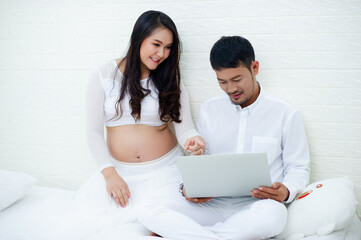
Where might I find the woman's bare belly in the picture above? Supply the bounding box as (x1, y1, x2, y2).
(106, 123, 178, 163)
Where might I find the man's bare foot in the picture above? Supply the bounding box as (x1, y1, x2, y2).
(149, 232, 162, 237)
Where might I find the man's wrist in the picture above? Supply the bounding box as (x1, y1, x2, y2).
(281, 186, 290, 203)
(284, 188, 290, 201)
(179, 182, 185, 197)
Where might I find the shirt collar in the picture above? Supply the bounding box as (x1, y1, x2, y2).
(234, 81, 264, 116)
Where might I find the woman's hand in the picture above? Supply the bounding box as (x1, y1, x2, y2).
(102, 167, 130, 207)
(184, 135, 205, 155)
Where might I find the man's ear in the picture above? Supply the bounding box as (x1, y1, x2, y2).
(251, 61, 259, 76)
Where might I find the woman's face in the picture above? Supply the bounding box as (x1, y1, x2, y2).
(139, 27, 173, 77)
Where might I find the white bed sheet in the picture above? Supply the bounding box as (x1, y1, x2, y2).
(0, 186, 360, 240)
(0, 186, 75, 239)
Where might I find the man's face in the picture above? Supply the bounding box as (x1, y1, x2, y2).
(215, 61, 260, 108)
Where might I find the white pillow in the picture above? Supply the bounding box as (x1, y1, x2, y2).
(0, 169, 37, 211)
(277, 177, 358, 240)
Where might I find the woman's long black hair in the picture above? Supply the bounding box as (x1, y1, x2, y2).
(114, 10, 182, 123)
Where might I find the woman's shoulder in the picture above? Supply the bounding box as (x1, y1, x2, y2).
(95, 59, 121, 80)
(89, 59, 123, 92)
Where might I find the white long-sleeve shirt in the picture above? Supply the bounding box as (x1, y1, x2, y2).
(85, 60, 198, 171)
(196, 84, 310, 203)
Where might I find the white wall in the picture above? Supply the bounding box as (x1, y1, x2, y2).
(0, 0, 360, 215)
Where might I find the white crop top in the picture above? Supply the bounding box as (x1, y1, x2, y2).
(103, 61, 164, 127)
(85, 60, 199, 171)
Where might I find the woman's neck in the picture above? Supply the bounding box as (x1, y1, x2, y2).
(117, 58, 150, 80)
(140, 62, 150, 79)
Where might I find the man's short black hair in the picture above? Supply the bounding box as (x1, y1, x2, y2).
(210, 36, 255, 72)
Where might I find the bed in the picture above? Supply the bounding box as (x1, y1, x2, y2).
(0, 185, 360, 240)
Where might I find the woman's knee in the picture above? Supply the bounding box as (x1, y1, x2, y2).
(137, 203, 164, 225)
(137, 198, 177, 223)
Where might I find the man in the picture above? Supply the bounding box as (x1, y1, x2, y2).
(139, 36, 310, 240)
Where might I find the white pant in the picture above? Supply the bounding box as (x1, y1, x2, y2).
(139, 194, 287, 240)
(52, 145, 185, 240)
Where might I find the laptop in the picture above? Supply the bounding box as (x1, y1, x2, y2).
(176, 153, 272, 198)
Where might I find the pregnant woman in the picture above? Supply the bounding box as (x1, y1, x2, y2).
(60, 10, 205, 239)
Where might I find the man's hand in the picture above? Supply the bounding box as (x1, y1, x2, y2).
(102, 167, 131, 207)
(184, 136, 205, 155)
(182, 185, 213, 204)
(250, 182, 289, 202)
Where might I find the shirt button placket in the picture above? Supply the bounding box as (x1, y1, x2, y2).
(236, 109, 247, 153)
